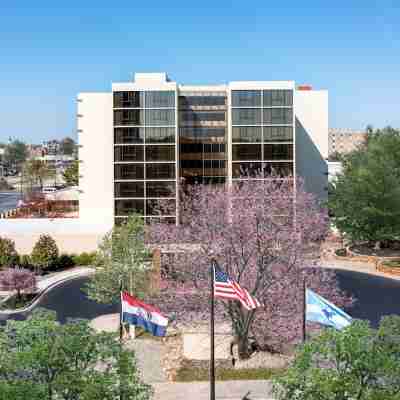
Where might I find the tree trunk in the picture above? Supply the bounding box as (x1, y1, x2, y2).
(237, 335, 251, 360)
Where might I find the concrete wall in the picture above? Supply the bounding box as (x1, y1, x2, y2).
(78, 92, 114, 231)
(295, 90, 328, 201)
(0, 219, 110, 254)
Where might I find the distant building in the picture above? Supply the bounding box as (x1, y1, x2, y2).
(329, 128, 367, 157)
(28, 144, 45, 159)
(43, 140, 60, 156)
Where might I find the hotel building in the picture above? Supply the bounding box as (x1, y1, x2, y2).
(78, 73, 328, 229)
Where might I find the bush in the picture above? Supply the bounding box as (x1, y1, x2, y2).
(31, 235, 59, 273)
(19, 254, 33, 269)
(72, 252, 97, 266)
(0, 236, 19, 269)
(57, 254, 76, 269)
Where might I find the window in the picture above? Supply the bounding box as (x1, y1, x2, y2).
(145, 91, 175, 108)
(146, 181, 176, 197)
(146, 199, 176, 215)
(263, 108, 292, 124)
(263, 90, 293, 107)
(264, 144, 293, 160)
(203, 143, 225, 156)
(232, 127, 262, 143)
(204, 160, 226, 176)
(146, 145, 175, 161)
(263, 126, 293, 141)
(180, 111, 226, 123)
(179, 96, 226, 107)
(114, 128, 144, 144)
(113, 91, 143, 108)
(263, 162, 293, 177)
(146, 127, 175, 143)
(232, 144, 262, 161)
(114, 110, 144, 126)
(232, 162, 262, 178)
(179, 127, 225, 140)
(146, 163, 175, 179)
(145, 109, 175, 126)
(232, 91, 261, 107)
(115, 182, 144, 197)
(115, 164, 144, 180)
(114, 146, 144, 162)
(232, 109, 261, 125)
(115, 199, 144, 215)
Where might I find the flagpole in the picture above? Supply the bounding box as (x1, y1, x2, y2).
(210, 259, 216, 400)
(302, 277, 306, 343)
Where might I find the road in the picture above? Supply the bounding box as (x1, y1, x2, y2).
(1, 270, 399, 327)
(0, 191, 21, 213)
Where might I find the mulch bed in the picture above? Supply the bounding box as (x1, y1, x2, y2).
(350, 243, 400, 258)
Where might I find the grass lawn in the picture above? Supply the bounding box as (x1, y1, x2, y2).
(174, 366, 285, 382)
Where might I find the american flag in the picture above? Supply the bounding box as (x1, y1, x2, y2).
(213, 262, 261, 310)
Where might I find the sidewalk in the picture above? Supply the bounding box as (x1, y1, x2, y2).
(153, 380, 274, 400)
(320, 259, 400, 281)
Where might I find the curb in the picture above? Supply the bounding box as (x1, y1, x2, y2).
(0, 269, 94, 315)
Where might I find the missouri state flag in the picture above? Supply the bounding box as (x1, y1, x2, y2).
(121, 292, 168, 337)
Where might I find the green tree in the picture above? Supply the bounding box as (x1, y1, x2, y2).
(273, 317, 400, 400)
(329, 127, 400, 248)
(62, 160, 79, 186)
(31, 234, 59, 273)
(59, 137, 76, 156)
(85, 215, 151, 304)
(23, 160, 55, 190)
(0, 237, 18, 269)
(0, 309, 153, 400)
(4, 140, 28, 170)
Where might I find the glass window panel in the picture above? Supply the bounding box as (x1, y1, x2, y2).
(114, 128, 144, 144)
(145, 145, 175, 161)
(232, 109, 261, 125)
(232, 91, 261, 107)
(179, 127, 225, 140)
(146, 199, 176, 216)
(263, 162, 293, 177)
(113, 91, 143, 108)
(232, 162, 262, 178)
(180, 111, 226, 123)
(263, 90, 293, 107)
(263, 127, 293, 141)
(179, 96, 226, 107)
(145, 109, 175, 126)
(146, 127, 175, 143)
(145, 91, 175, 108)
(114, 164, 144, 180)
(114, 146, 144, 162)
(146, 163, 175, 179)
(146, 181, 176, 197)
(232, 127, 262, 143)
(232, 144, 262, 161)
(264, 144, 293, 160)
(115, 199, 144, 215)
(115, 182, 144, 197)
(263, 108, 293, 124)
(114, 110, 144, 126)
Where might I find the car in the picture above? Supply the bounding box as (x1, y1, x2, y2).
(42, 187, 58, 194)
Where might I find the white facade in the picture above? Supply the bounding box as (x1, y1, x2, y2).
(295, 89, 329, 200)
(78, 92, 114, 231)
(78, 73, 329, 226)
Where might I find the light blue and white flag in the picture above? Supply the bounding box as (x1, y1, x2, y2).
(306, 289, 352, 330)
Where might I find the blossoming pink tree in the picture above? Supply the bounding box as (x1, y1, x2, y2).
(0, 267, 37, 301)
(148, 175, 353, 358)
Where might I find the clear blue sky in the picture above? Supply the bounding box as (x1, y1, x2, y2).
(0, 1, 399, 143)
